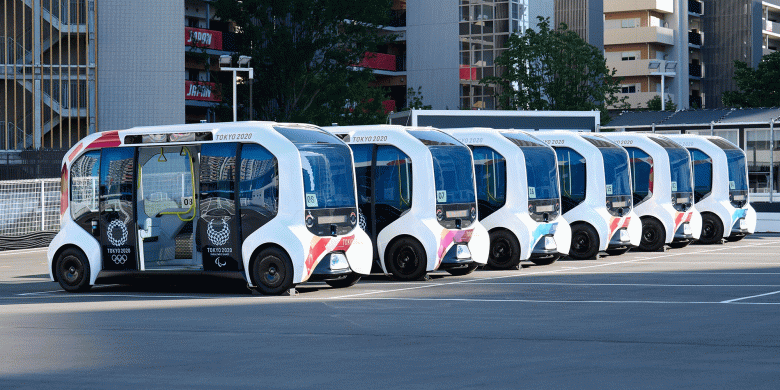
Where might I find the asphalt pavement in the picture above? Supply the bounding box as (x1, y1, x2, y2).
(1, 234, 779, 389)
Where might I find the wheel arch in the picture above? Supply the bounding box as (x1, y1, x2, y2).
(246, 243, 292, 287)
(50, 244, 86, 283)
(639, 215, 668, 241)
(383, 234, 428, 270)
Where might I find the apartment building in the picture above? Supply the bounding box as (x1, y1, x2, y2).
(554, 0, 604, 49)
(603, 0, 701, 110)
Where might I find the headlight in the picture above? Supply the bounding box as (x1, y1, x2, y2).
(305, 215, 314, 227)
(619, 229, 630, 242)
(470, 207, 477, 220)
(350, 212, 357, 225)
(436, 208, 443, 221)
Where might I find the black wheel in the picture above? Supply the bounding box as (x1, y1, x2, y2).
(726, 234, 747, 242)
(531, 255, 560, 266)
(638, 218, 666, 252)
(669, 240, 692, 249)
(55, 248, 92, 292)
(698, 213, 724, 245)
(385, 238, 428, 281)
(324, 273, 362, 288)
(605, 247, 631, 256)
(487, 230, 521, 270)
(446, 263, 479, 276)
(569, 224, 600, 260)
(251, 248, 294, 295)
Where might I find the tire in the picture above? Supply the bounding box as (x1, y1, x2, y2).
(727, 234, 747, 242)
(669, 240, 692, 249)
(324, 273, 362, 288)
(385, 238, 428, 281)
(251, 248, 294, 295)
(698, 213, 724, 245)
(446, 263, 479, 276)
(55, 248, 92, 292)
(531, 255, 560, 266)
(568, 224, 600, 260)
(638, 218, 666, 252)
(487, 230, 521, 270)
(605, 247, 631, 256)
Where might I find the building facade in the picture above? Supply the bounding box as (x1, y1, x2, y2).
(554, 0, 604, 49)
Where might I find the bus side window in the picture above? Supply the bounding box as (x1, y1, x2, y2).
(239, 143, 278, 241)
(349, 144, 374, 236)
(374, 145, 412, 234)
(689, 148, 712, 202)
(471, 146, 506, 219)
(555, 147, 587, 214)
(625, 147, 653, 206)
(70, 150, 101, 233)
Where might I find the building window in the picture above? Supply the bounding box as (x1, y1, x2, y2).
(621, 51, 640, 61)
(621, 85, 637, 93)
(621, 18, 640, 28)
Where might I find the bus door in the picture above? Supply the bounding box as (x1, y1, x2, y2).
(198, 143, 241, 271)
(100, 147, 138, 271)
(137, 146, 197, 269)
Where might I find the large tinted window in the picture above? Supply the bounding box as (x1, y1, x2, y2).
(71, 150, 100, 221)
(299, 144, 356, 209)
(472, 146, 506, 219)
(375, 145, 412, 210)
(349, 144, 375, 237)
(599, 148, 632, 196)
(725, 150, 748, 192)
(199, 143, 237, 218)
(555, 147, 586, 214)
(689, 148, 712, 202)
(625, 147, 652, 205)
(430, 145, 476, 204)
(667, 147, 693, 194)
(239, 144, 278, 239)
(522, 147, 559, 200)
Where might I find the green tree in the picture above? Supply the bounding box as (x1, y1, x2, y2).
(481, 17, 625, 124)
(645, 95, 677, 111)
(401, 86, 432, 111)
(722, 51, 780, 108)
(212, 0, 394, 125)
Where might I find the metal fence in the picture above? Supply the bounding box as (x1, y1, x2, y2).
(0, 178, 60, 250)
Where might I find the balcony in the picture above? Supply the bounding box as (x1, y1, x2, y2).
(611, 92, 674, 109)
(689, 31, 702, 46)
(604, 0, 673, 14)
(688, 0, 703, 15)
(357, 52, 397, 72)
(612, 59, 679, 77)
(605, 26, 675, 46)
(765, 18, 780, 35)
(689, 63, 702, 78)
(185, 27, 223, 51)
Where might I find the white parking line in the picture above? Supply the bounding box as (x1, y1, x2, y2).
(721, 290, 780, 303)
(463, 282, 780, 287)
(330, 240, 780, 300)
(0, 248, 48, 256)
(342, 297, 780, 305)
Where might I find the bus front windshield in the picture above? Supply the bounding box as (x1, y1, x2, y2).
(522, 147, 560, 201)
(725, 150, 748, 192)
(599, 148, 632, 197)
(667, 147, 693, 195)
(429, 146, 476, 205)
(298, 144, 357, 209)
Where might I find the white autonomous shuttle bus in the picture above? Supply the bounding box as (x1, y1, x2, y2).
(532, 131, 642, 259)
(48, 122, 373, 294)
(666, 134, 756, 244)
(601, 133, 702, 250)
(327, 125, 490, 280)
(444, 128, 572, 268)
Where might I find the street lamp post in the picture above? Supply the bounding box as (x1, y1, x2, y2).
(219, 55, 253, 122)
(648, 60, 677, 111)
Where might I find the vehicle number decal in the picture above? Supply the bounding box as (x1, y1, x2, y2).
(436, 190, 447, 203)
(671, 181, 677, 191)
(306, 193, 319, 207)
(606, 184, 613, 195)
(528, 187, 536, 199)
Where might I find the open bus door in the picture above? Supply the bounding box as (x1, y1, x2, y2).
(99, 147, 139, 271)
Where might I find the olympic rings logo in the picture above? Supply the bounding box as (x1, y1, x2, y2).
(111, 254, 128, 264)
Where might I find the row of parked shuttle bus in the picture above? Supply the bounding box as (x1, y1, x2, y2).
(48, 122, 756, 295)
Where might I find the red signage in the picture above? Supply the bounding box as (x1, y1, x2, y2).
(185, 27, 223, 50)
(185, 81, 220, 102)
